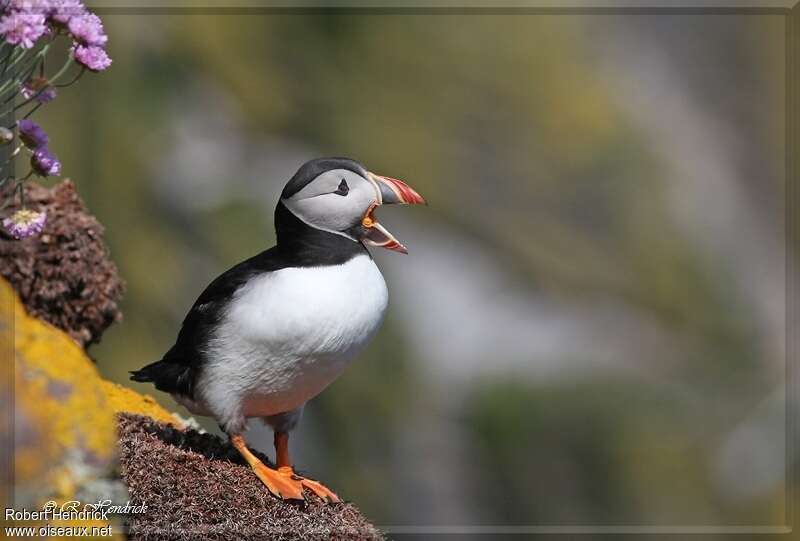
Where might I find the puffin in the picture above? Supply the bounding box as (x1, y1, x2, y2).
(131, 157, 425, 503)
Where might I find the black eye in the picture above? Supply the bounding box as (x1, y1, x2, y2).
(334, 179, 349, 196)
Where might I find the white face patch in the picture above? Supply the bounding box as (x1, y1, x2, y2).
(281, 169, 378, 236)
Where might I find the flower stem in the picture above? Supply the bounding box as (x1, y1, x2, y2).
(0, 58, 41, 104)
(0, 45, 15, 77)
(54, 66, 86, 88)
(4, 55, 73, 116)
(0, 144, 23, 175)
(16, 179, 24, 208)
(0, 191, 14, 211)
(0, 47, 30, 87)
(21, 100, 43, 119)
(0, 43, 51, 102)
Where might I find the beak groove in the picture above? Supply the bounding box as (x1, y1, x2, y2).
(373, 174, 427, 206)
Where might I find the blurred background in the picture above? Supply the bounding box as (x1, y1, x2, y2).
(35, 9, 787, 528)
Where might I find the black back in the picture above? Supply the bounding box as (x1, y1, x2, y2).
(130, 200, 367, 397)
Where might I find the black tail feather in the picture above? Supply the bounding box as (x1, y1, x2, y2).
(129, 363, 156, 382)
(130, 360, 194, 397)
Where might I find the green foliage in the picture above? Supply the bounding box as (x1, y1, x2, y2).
(463, 379, 771, 525)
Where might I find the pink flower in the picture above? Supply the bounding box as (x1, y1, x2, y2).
(6, 0, 53, 16)
(0, 11, 47, 48)
(67, 11, 106, 46)
(72, 43, 111, 71)
(49, 0, 85, 25)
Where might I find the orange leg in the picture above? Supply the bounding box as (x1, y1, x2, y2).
(230, 434, 304, 501)
(274, 431, 341, 503)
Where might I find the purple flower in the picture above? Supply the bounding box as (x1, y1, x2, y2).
(0, 11, 47, 48)
(48, 0, 84, 25)
(21, 76, 57, 103)
(31, 146, 60, 176)
(2, 209, 47, 239)
(6, 0, 53, 16)
(67, 10, 106, 46)
(72, 44, 110, 71)
(17, 119, 48, 148)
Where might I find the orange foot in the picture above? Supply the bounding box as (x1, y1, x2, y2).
(231, 433, 340, 503)
(278, 466, 341, 503)
(231, 434, 304, 501)
(252, 462, 304, 501)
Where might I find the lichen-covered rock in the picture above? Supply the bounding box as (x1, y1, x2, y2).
(101, 380, 183, 428)
(5, 279, 122, 536)
(0, 180, 125, 348)
(4, 276, 177, 539)
(5, 276, 116, 506)
(3, 275, 181, 507)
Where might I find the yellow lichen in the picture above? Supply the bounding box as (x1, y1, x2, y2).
(3, 278, 114, 499)
(2, 276, 184, 538)
(101, 380, 183, 428)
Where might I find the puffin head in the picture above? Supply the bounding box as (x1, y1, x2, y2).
(280, 157, 426, 254)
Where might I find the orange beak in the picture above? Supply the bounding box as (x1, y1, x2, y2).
(363, 172, 426, 254)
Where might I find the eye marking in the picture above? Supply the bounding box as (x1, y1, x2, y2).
(334, 179, 349, 196)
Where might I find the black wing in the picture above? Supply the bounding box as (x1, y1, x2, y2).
(130, 247, 283, 397)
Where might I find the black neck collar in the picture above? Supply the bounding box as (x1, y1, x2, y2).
(274, 201, 368, 266)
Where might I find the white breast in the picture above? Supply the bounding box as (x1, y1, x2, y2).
(198, 254, 388, 418)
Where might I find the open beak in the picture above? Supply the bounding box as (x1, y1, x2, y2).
(363, 172, 426, 254)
